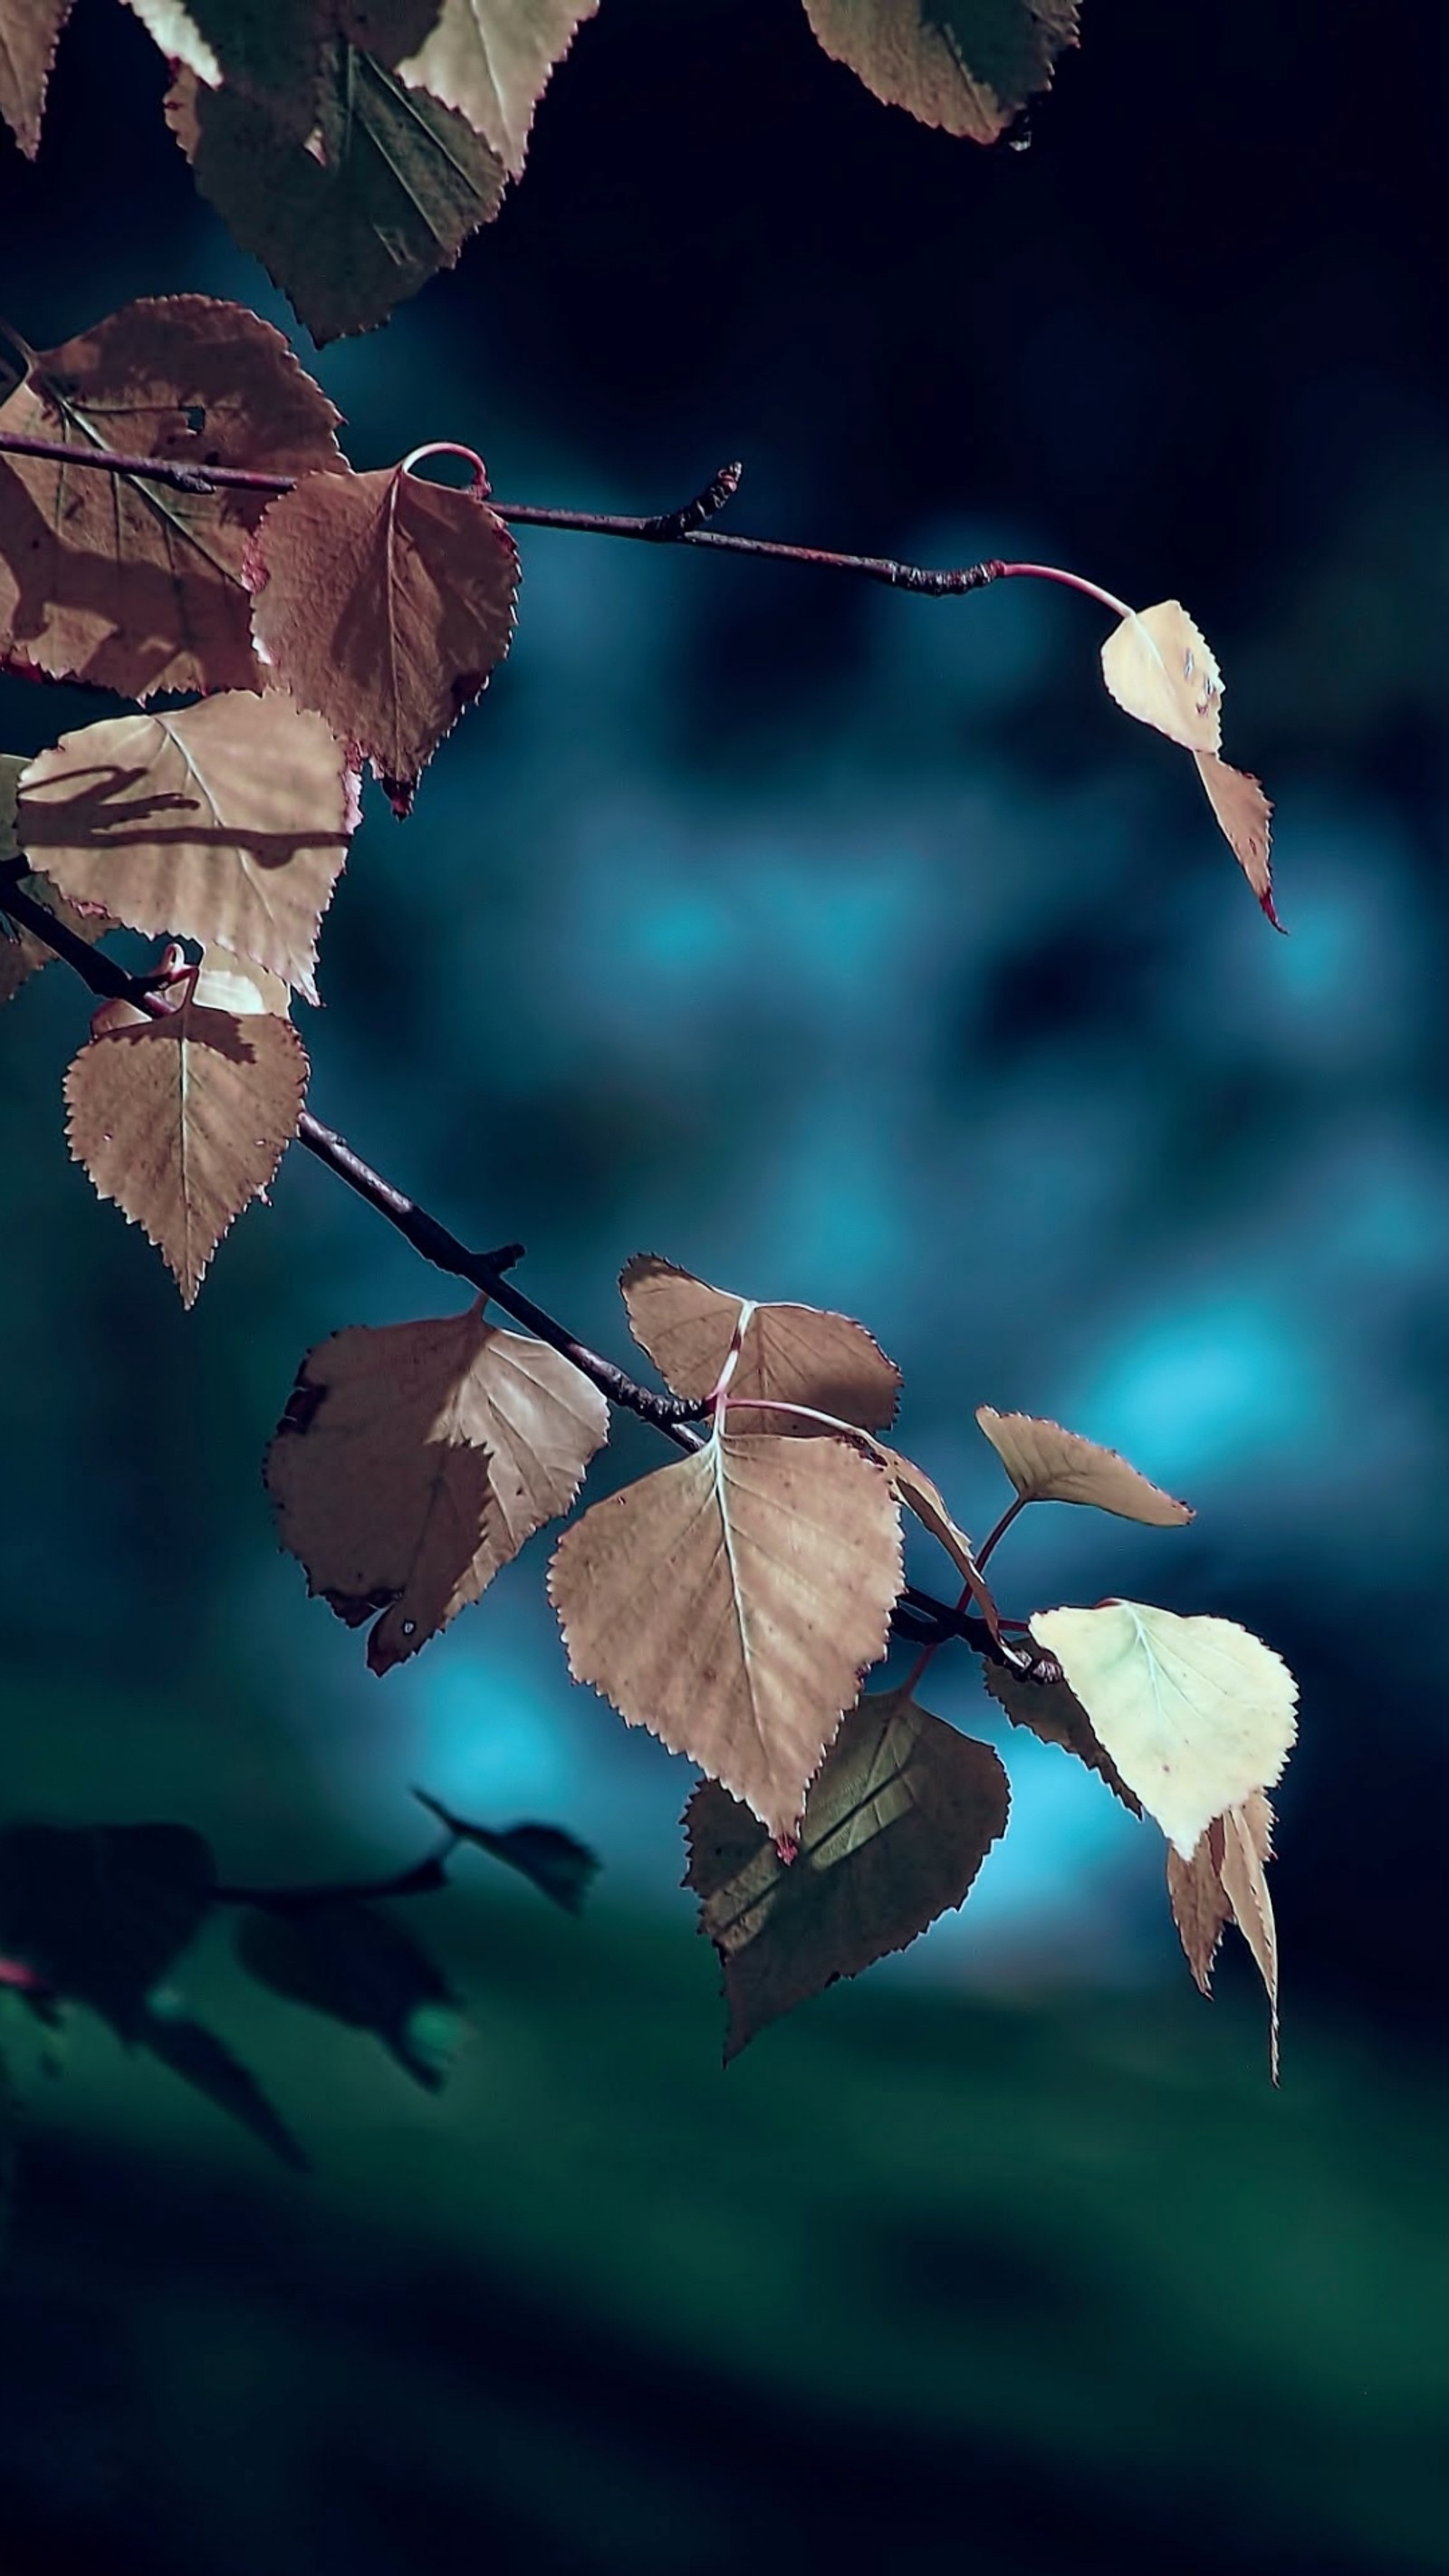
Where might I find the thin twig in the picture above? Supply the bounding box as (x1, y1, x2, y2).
(0, 429, 1010, 596)
(212, 1841, 455, 1912)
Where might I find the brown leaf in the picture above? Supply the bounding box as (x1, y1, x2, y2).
(0, 0, 72, 156)
(874, 1444, 1001, 1639)
(983, 1632, 1142, 1815)
(685, 1683, 1009, 2058)
(266, 1307, 609, 1672)
(166, 47, 507, 345)
(975, 1405, 1192, 1525)
(19, 691, 357, 1001)
(247, 463, 520, 813)
(0, 297, 344, 697)
(1099, 601, 1223, 755)
(619, 1254, 901, 1433)
(549, 1427, 903, 1841)
(1167, 1792, 1280, 2077)
(1194, 752, 1279, 927)
(801, 0, 1078, 145)
(350, 0, 598, 178)
(64, 998, 307, 1303)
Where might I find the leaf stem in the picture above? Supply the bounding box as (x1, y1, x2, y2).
(212, 1840, 456, 1912)
(976, 1495, 1028, 1570)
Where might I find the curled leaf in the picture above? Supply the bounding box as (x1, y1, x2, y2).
(64, 999, 308, 1305)
(801, 0, 1078, 144)
(247, 461, 520, 814)
(1028, 1602, 1298, 1860)
(18, 692, 356, 1001)
(0, 296, 344, 696)
(686, 1684, 1009, 2058)
(1166, 1791, 1280, 2078)
(1194, 753, 1278, 926)
(620, 1254, 900, 1432)
(266, 1307, 609, 1671)
(550, 1427, 903, 1841)
(975, 1406, 1192, 1526)
(871, 1443, 1001, 1639)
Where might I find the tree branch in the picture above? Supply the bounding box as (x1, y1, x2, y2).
(212, 1843, 454, 1912)
(0, 431, 1009, 596)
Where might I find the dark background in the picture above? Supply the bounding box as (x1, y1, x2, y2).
(1, 1, 1447, 2568)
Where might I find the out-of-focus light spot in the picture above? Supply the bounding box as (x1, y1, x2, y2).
(1080, 1296, 1325, 1479)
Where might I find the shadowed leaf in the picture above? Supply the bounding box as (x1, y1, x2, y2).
(247, 463, 519, 813)
(64, 998, 308, 1305)
(0, 752, 111, 1004)
(1030, 1602, 1298, 1860)
(139, 2004, 310, 2170)
(550, 1426, 903, 1841)
(0, 1824, 215, 2038)
(975, 1406, 1192, 1525)
(801, 0, 1077, 143)
(620, 1254, 900, 1433)
(1167, 1791, 1280, 2077)
(166, 46, 507, 343)
(0, 0, 72, 156)
(982, 1631, 1141, 1813)
(0, 296, 343, 696)
(235, 1902, 463, 2090)
(414, 1789, 599, 1913)
(266, 1307, 609, 1671)
(19, 692, 356, 1001)
(349, 0, 597, 178)
(685, 1685, 1009, 2058)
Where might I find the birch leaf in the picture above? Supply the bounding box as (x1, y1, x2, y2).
(873, 1444, 1001, 1638)
(982, 1634, 1141, 1814)
(235, 1902, 463, 2091)
(246, 463, 520, 814)
(19, 692, 356, 1001)
(0, 752, 111, 1003)
(1100, 601, 1223, 753)
(1167, 1791, 1280, 2077)
(64, 999, 307, 1304)
(166, 47, 507, 344)
(350, 0, 599, 178)
(1028, 1602, 1298, 1860)
(549, 1427, 903, 1841)
(801, 0, 1078, 144)
(0, 0, 72, 157)
(685, 1684, 1008, 2059)
(1195, 752, 1279, 926)
(413, 1789, 599, 1914)
(620, 1254, 901, 1433)
(0, 1822, 214, 2038)
(0, 297, 344, 697)
(975, 1406, 1193, 1526)
(266, 1308, 609, 1672)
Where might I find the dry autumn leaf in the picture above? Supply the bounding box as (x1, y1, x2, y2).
(1166, 1790, 1280, 2076)
(975, 1405, 1193, 1526)
(64, 998, 307, 1304)
(549, 1426, 903, 1841)
(0, 297, 344, 697)
(619, 1254, 901, 1433)
(1099, 598, 1280, 925)
(1028, 1601, 1298, 1860)
(0, 0, 72, 157)
(801, 0, 1077, 143)
(869, 1443, 1001, 1639)
(685, 1684, 1009, 2059)
(350, 0, 599, 178)
(246, 461, 520, 814)
(18, 692, 357, 1002)
(982, 1633, 1142, 1814)
(266, 1306, 609, 1672)
(166, 47, 507, 344)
